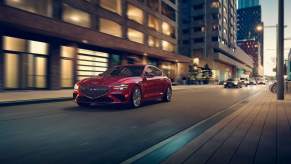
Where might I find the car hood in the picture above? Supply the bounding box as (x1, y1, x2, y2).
(79, 76, 139, 86)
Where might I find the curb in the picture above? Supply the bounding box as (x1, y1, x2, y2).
(0, 97, 73, 107)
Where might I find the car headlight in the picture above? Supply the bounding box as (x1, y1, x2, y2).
(74, 84, 79, 90)
(234, 82, 238, 85)
(223, 82, 227, 85)
(113, 84, 128, 90)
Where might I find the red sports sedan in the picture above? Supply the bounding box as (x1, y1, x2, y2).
(73, 64, 172, 108)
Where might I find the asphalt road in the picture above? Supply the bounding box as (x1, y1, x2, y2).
(0, 86, 263, 164)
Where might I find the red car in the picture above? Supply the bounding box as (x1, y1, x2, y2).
(73, 64, 172, 108)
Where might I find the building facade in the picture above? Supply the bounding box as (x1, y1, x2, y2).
(178, 0, 254, 82)
(238, 0, 259, 9)
(237, 40, 263, 76)
(0, 0, 191, 91)
(237, 5, 264, 76)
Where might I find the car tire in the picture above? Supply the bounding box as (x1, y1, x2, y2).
(162, 87, 172, 102)
(130, 87, 142, 108)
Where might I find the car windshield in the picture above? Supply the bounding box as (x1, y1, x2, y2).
(102, 66, 145, 77)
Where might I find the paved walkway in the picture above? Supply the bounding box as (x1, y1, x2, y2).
(164, 88, 291, 164)
(0, 85, 220, 104)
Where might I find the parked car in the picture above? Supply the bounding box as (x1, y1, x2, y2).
(240, 78, 250, 86)
(73, 64, 172, 108)
(249, 78, 257, 85)
(257, 78, 266, 85)
(224, 78, 243, 88)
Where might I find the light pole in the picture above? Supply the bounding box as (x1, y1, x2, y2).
(277, 0, 284, 100)
(256, 1, 286, 100)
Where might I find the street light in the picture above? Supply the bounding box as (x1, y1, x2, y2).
(255, 0, 286, 100)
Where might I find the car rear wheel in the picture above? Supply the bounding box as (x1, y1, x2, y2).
(131, 87, 142, 108)
(163, 87, 172, 102)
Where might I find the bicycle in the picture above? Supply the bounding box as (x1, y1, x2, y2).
(269, 82, 278, 93)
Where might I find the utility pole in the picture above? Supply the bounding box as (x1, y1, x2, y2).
(277, 0, 284, 100)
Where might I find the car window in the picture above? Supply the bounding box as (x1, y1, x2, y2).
(103, 66, 144, 77)
(151, 66, 163, 76)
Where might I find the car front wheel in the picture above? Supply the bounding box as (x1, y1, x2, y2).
(163, 87, 172, 102)
(131, 87, 142, 108)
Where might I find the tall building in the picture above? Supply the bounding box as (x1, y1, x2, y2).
(0, 0, 190, 91)
(237, 5, 264, 76)
(237, 40, 263, 76)
(178, 0, 254, 81)
(238, 0, 259, 9)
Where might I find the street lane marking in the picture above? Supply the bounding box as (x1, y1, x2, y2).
(121, 89, 263, 164)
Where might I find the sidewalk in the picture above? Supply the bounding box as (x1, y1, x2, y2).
(163, 89, 291, 164)
(0, 85, 219, 106)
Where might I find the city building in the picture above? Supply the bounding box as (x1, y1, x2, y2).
(178, 0, 254, 82)
(238, 0, 259, 9)
(0, 0, 191, 91)
(237, 39, 263, 76)
(237, 5, 264, 76)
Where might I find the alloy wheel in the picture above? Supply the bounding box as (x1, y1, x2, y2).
(132, 88, 142, 107)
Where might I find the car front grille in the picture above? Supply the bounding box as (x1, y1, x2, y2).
(80, 85, 109, 99)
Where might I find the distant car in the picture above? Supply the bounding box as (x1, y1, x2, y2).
(240, 78, 250, 86)
(257, 79, 266, 85)
(249, 78, 257, 85)
(73, 64, 172, 108)
(224, 78, 243, 88)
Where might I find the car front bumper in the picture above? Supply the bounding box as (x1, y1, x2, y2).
(73, 90, 132, 105)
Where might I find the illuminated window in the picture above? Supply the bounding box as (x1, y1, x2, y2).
(5, 0, 52, 17)
(77, 49, 109, 80)
(127, 28, 144, 44)
(4, 53, 19, 88)
(148, 35, 160, 48)
(62, 4, 91, 28)
(99, 18, 122, 37)
(162, 22, 176, 38)
(148, 15, 160, 31)
(100, 0, 122, 15)
(127, 4, 144, 24)
(35, 57, 47, 88)
(28, 40, 48, 55)
(61, 46, 75, 88)
(3, 36, 26, 52)
(61, 46, 75, 58)
(162, 40, 175, 52)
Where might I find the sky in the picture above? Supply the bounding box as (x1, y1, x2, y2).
(261, 0, 291, 76)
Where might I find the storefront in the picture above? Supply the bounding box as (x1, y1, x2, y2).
(2, 36, 48, 89)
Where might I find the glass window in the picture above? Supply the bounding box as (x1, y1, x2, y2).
(3, 36, 26, 52)
(61, 59, 73, 88)
(61, 46, 75, 58)
(77, 48, 109, 80)
(147, 0, 159, 12)
(35, 57, 47, 88)
(4, 53, 19, 88)
(161, 2, 176, 21)
(99, 18, 122, 37)
(5, 0, 52, 17)
(62, 4, 91, 28)
(148, 35, 160, 48)
(148, 15, 160, 31)
(162, 22, 176, 38)
(127, 28, 144, 44)
(162, 40, 175, 52)
(28, 40, 48, 55)
(127, 4, 144, 24)
(100, 0, 122, 15)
